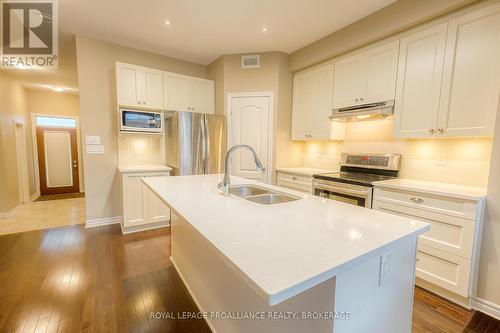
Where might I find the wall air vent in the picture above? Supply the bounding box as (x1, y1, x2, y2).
(241, 55, 261, 69)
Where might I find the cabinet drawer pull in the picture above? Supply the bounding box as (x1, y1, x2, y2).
(410, 197, 424, 204)
(292, 176, 298, 180)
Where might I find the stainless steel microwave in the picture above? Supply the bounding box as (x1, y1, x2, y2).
(120, 109, 163, 133)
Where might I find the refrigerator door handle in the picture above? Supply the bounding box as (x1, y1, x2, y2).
(201, 115, 209, 174)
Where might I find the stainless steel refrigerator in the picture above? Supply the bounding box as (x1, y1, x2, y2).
(165, 112, 227, 175)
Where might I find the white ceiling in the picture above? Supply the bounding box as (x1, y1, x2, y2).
(60, 0, 396, 65)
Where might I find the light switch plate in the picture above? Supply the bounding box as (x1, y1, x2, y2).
(86, 144, 104, 154)
(85, 135, 101, 145)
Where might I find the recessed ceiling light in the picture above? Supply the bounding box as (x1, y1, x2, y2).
(164, 20, 171, 25)
(261, 26, 268, 33)
(50, 86, 65, 92)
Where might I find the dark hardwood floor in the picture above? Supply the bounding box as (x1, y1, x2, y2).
(0, 224, 479, 332)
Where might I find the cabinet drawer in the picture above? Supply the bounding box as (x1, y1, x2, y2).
(416, 244, 471, 297)
(373, 200, 474, 259)
(277, 172, 313, 193)
(148, 171, 170, 177)
(373, 187, 477, 220)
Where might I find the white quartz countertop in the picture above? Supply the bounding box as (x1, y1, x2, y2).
(117, 165, 172, 173)
(373, 178, 487, 201)
(276, 167, 338, 176)
(143, 174, 429, 306)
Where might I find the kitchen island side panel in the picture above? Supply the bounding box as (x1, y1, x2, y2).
(170, 212, 336, 333)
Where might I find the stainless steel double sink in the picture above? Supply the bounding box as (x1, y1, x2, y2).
(230, 185, 300, 205)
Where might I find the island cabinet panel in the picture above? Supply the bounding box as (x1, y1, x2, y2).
(373, 185, 485, 307)
(333, 239, 417, 333)
(121, 171, 170, 232)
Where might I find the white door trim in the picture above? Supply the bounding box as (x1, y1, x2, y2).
(226, 91, 274, 184)
(31, 113, 84, 197)
(13, 119, 30, 204)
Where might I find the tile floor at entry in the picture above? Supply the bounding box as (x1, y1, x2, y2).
(0, 198, 85, 236)
(0, 222, 483, 333)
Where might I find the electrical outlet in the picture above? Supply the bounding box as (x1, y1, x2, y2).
(378, 253, 391, 286)
(435, 153, 447, 166)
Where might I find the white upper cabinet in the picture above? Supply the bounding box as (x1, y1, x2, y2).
(163, 72, 192, 112)
(116, 62, 163, 110)
(437, 4, 500, 137)
(332, 40, 399, 109)
(393, 23, 448, 138)
(192, 78, 215, 114)
(394, 4, 500, 138)
(292, 64, 345, 141)
(164, 72, 215, 114)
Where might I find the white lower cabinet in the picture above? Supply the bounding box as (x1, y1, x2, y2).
(276, 171, 313, 194)
(373, 186, 485, 306)
(122, 171, 170, 231)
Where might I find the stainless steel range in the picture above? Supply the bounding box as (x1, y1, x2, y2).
(313, 153, 401, 208)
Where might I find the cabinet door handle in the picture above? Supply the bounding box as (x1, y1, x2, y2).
(438, 128, 445, 134)
(360, 97, 364, 101)
(410, 197, 424, 204)
(355, 98, 359, 102)
(428, 128, 435, 134)
(292, 176, 298, 180)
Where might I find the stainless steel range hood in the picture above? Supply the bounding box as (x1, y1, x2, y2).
(330, 100, 394, 122)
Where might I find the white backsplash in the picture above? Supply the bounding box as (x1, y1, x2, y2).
(302, 119, 493, 187)
(118, 135, 165, 166)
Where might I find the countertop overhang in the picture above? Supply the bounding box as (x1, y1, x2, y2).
(143, 174, 429, 305)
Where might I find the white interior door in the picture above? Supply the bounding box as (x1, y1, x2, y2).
(229, 94, 271, 183)
(14, 122, 30, 203)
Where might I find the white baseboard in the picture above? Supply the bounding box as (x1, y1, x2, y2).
(121, 221, 170, 234)
(85, 216, 122, 228)
(472, 297, 500, 320)
(30, 191, 40, 202)
(0, 204, 22, 219)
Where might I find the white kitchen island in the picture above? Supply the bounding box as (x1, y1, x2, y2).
(143, 174, 429, 333)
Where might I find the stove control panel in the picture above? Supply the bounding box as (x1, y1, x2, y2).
(341, 153, 401, 171)
(346, 155, 390, 167)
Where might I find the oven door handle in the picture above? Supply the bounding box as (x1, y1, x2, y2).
(314, 184, 370, 198)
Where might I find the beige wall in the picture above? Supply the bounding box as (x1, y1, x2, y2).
(24, 89, 82, 194)
(477, 102, 500, 306)
(208, 52, 303, 182)
(302, 120, 492, 187)
(75, 35, 208, 221)
(289, 0, 480, 71)
(0, 72, 29, 213)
